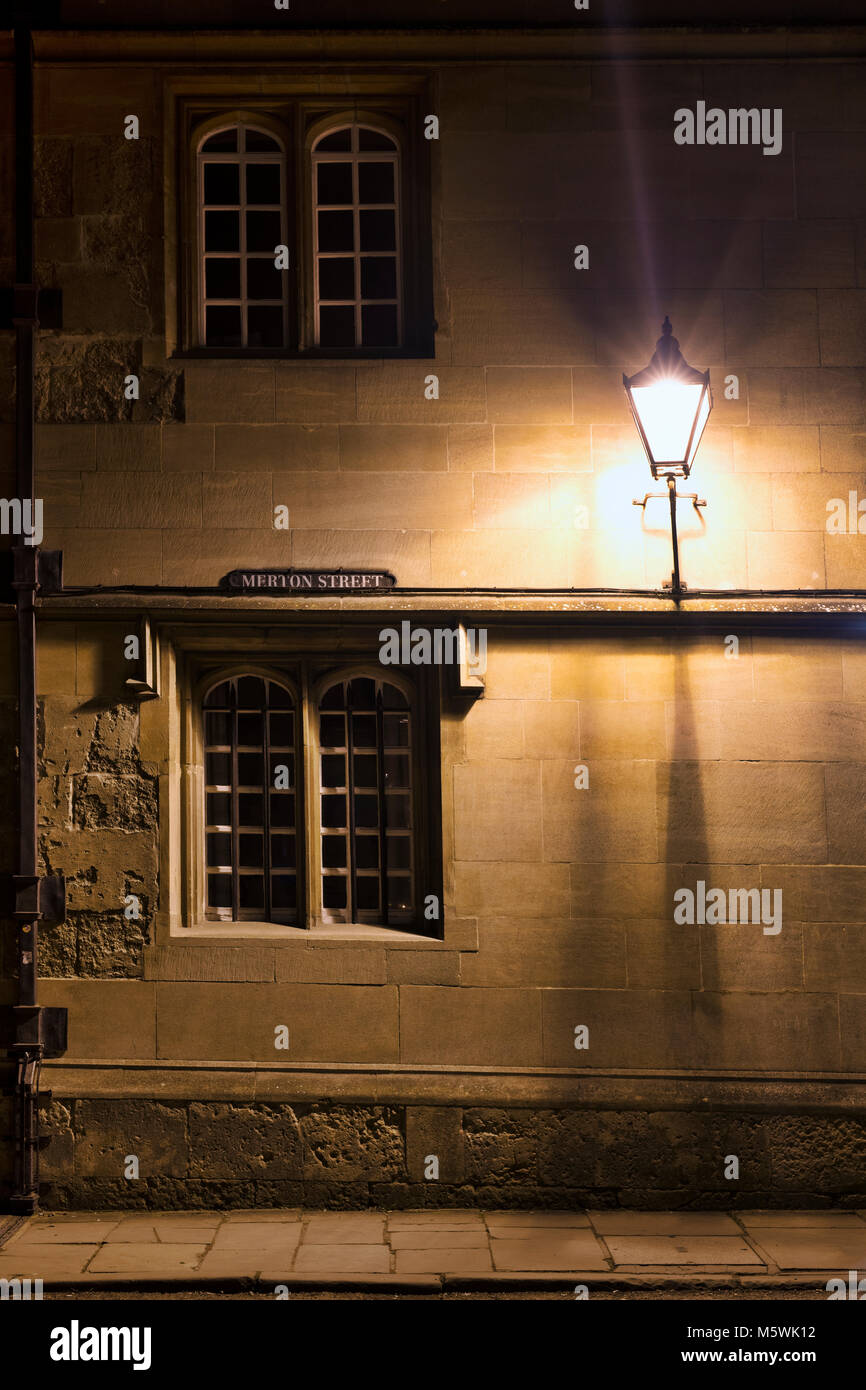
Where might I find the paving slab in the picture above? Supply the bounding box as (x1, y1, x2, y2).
(605, 1236, 764, 1267)
(303, 1215, 386, 1244)
(491, 1234, 608, 1272)
(293, 1244, 391, 1274)
(589, 1212, 741, 1236)
(13, 1220, 120, 1244)
(223, 1210, 303, 1222)
(738, 1211, 866, 1229)
(388, 1211, 485, 1227)
(389, 1228, 489, 1249)
(748, 1232, 866, 1271)
(0, 1248, 101, 1277)
(104, 1221, 220, 1244)
(87, 1243, 209, 1274)
(484, 1211, 590, 1228)
(211, 1223, 302, 1250)
(395, 1248, 493, 1273)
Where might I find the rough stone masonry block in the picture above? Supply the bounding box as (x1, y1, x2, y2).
(76, 1099, 187, 1179)
(188, 1103, 303, 1181)
(300, 1105, 404, 1183)
(406, 1107, 464, 1184)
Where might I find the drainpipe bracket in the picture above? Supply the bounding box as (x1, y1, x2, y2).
(9, 872, 66, 923)
(1, 1005, 67, 1059)
(0, 286, 62, 331)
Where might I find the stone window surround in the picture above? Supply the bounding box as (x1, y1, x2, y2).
(165, 73, 434, 361)
(157, 623, 452, 953)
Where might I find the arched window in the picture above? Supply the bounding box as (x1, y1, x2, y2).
(197, 123, 289, 348)
(318, 675, 414, 926)
(311, 124, 401, 349)
(203, 675, 298, 923)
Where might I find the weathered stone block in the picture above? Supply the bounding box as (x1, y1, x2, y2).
(189, 1103, 302, 1180)
(76, 1099, 187, 1179)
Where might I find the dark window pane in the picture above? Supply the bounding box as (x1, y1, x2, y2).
(362, 304, 399, 348)
(207, 873, 232, 908)
(320, 714, 345, 747)
(355, 835, 378, 870)
(206, 305, 242, 347)
(383, 713, 409, 747)
(238, 752, 264, 786)
(383, 682, 408, 708)
(359, 209, 395, 252)
(207, 832, 232, 867)
(270, 793, 295, 828)
(321, 793, 346, 829)
(319, 305, 355, 348)
(354, 794, 378, 828)
(352, 714, 377, 747)
(239, 876, 264, 910)
(246, 209, 282, 253)
(358, 162, 394, 204)
(384, 753, 409, 788)
(321, 835, 346, 868)
(247, 259, 283, 301)
(347, 677, 375, 706)
(353, 754, 378, 788)
(271, 834, 296, 869)
(358, 128, 397, 150)
(269, 712, 294, 745)
(318, 257, 355, 301)
(356, 876, 379, 910)
(387, 834, 411, 870)
(246, 163, 281, 204)
(320, 683, 344, 709)
(204, 681, 231, 707)
(205, 258, 241, 300)
(204, 162, 239, 205)
(202, 129, 238, 152)
(388, 876, 412, 910)
(321, 754, 346, 788)
(205, 711, 232, 745)
(206, 751, 231, 785)
(269, 753, 294, 787)
(323, 875, 347, 909)
(318, 210, 354, 253)
(205, 210, 239, 252)
(207, 792, 231, 825)
(238, 793, 263, 826)
(237, 676, 266, 705)
(245, 128, 281, 151)
(237, 712, 263, 746)
(272, 875, 296, 909)
(239, 834, 264, 868)
(269, 682, 293, 708)
(361, 257, 397, 301)
(317, 162, 353, 205)
(387, 793, 411, 828)
(316, 128, 351, 152)
(247, 306, 284, 348)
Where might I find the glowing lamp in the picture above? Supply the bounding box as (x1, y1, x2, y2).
(623, 317, 712, 480)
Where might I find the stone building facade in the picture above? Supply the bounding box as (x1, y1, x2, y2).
(2, 7, 866, 1210)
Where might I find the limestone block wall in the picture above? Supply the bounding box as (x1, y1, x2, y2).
(0, 619, 863, 1206)
(8, 45, 861, 590)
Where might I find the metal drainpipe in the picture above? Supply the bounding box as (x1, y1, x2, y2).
(9, 22, 43, 1215)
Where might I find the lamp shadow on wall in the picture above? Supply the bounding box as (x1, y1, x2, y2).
(661, 636, 714, 1075)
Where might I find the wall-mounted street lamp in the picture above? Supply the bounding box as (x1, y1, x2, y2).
(624, 317, 713, 597)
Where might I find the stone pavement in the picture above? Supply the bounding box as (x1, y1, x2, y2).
(1, 1208, 865, 1291)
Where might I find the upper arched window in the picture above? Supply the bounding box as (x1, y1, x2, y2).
(311, 125, 402, 350)
(203, 674, 298, 923)
(197, 123, 289, 348)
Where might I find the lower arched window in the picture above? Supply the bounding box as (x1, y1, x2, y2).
(203, 675, 298, 923)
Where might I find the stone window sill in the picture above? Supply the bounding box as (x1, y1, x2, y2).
(170, 920, 477, 950)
